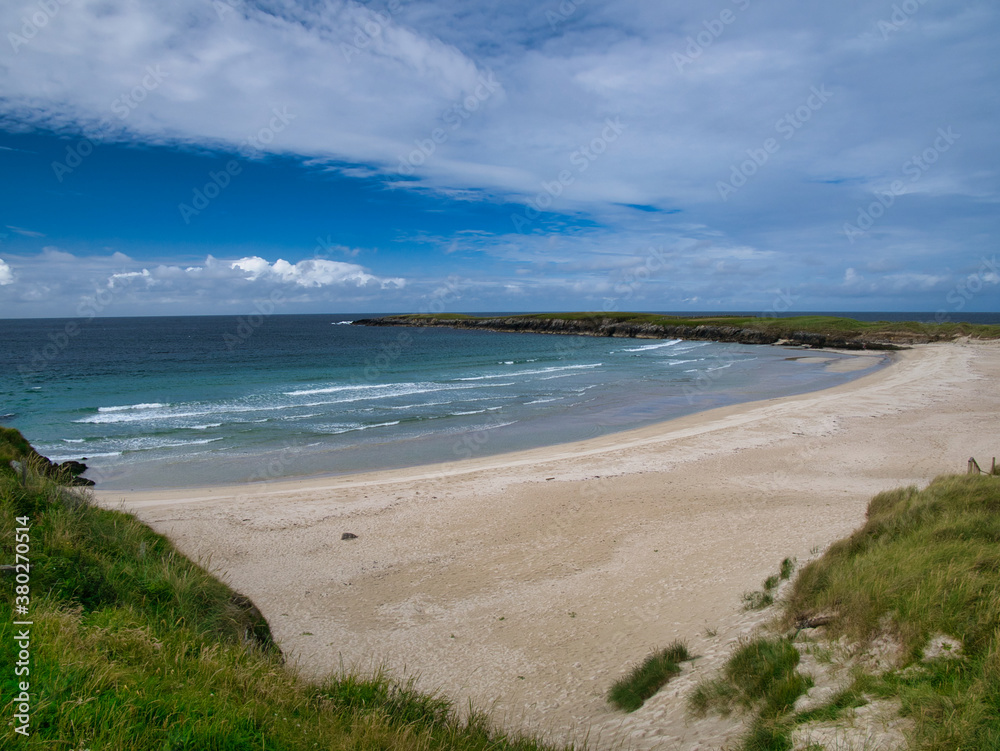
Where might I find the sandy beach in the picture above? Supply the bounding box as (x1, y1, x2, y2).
(96, 340, 1000, 749)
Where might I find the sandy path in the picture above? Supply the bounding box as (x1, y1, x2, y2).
(96, 341, 1000, 749)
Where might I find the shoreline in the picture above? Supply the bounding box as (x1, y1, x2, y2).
(95, 346, 887, 501)
(95, 340, 1000, 749)
(82, 342, 885, 494)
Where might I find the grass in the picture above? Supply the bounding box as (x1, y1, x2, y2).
(0, 430, 572, 751)
(364, 312, 1000, 345)
(607, 641, 691, 712)
(780, 474, 1000, 749)
(692, 477, 1000, 749)
(689, 634, 812, 751)
(690, 636, 810, 719)
(743, 557, 796, 611)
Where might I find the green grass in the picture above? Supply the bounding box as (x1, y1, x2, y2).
(689, 635, 811, 751)
(743, 557, 796, 611)
(607, 641, 691, 712)
(691, 476, 1000, 749)
(690, 636, 810, 718)
(366, 312, 1000, 345)
(780, 474, 1000, 749)
(0, 431, 572, 751)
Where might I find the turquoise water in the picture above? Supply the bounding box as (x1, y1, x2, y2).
(0, 315, 887, 489)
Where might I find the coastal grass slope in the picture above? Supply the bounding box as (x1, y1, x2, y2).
(782, 473, 1000, 749)
(355, 312, 1000, 350)
(0, 430, 569, 751)
(690, 473, 1000, 750)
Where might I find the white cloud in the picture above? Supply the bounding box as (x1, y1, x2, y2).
(0, 1, 996, 315)
(108, 269, 152, 288)
(5, 225, 44, 238)
(230, 257, 404, 289)
(2, 0, 990, 215)
(0, 250, 407, 316)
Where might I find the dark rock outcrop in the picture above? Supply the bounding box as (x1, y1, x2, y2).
(1, 426, 95, 486)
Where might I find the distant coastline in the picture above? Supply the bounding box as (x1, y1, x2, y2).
(354, 312, 1000, 350)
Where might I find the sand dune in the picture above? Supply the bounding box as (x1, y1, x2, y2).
(96, 341, 1000, 749)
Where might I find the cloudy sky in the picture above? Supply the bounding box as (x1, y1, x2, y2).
(0, 0, 997, 318)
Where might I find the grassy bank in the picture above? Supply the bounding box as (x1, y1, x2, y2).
(690, 473, 1000, 750)
(0, 431, 568, 750)
(783, 473, 1000, 749)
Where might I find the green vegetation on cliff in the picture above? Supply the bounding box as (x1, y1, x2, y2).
(0, 429, 567, 751)
(356, 312, 1000, 349)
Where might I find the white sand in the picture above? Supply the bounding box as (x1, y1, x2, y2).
(96, 340, 1000, 749)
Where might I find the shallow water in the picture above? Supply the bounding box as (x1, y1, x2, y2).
(0, 314, 888, 489)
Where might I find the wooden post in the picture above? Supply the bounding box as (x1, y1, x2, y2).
(969, 457, 982, 475)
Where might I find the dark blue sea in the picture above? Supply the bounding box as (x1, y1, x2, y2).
(1, 312, 987, 490)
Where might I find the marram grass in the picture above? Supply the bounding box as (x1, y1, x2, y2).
(692, 475, 1000, 751)
(607, 641, 690, 712)
(782, 474, 1000, 750)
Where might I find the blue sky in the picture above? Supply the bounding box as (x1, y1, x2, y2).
(0, 0, 997, 317)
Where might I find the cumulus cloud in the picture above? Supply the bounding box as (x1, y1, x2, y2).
(0, 251, 407, 316)
(230, 257, 404, 289)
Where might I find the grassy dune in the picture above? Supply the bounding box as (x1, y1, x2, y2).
(690, 473, 1000, 750)
(783, 474, 1000, 749)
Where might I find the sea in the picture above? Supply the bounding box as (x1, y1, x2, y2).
(0, 312, 995, 490)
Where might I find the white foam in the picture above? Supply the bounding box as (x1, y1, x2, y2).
(319, 420, 401, 435)
(622, 339, 683, 352)
(97, 402, 168, 413)
(455, 363, 602, 381)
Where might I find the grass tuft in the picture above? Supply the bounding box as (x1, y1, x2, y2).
(607, 641, 690, 712)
